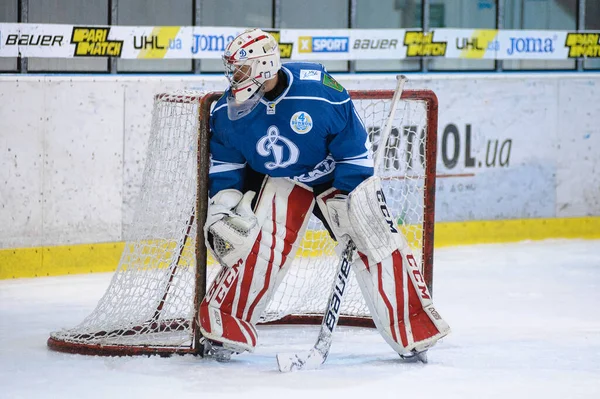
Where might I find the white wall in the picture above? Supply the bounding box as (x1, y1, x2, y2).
(0, 72, 598, 248)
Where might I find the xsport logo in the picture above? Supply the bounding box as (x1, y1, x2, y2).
(298, 36, 349, 53)
(71, 27, 122, 57)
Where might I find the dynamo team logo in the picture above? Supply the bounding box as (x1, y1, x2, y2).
(257, 125, 299, 170)
(290, 111, 313, 134)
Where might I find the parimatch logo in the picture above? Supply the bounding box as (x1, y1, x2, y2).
(265, 30, 293, 59)
(71, 27, 123, 57)
(565, 33, 600, 58)
(403, 31, 446, 57)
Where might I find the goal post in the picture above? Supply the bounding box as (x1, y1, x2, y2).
(47, 88, 438, 357)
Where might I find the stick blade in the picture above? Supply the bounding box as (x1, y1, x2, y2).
(276, 349, 325, 372)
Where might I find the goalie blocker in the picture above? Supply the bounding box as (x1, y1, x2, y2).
(318, 176, 450, 356)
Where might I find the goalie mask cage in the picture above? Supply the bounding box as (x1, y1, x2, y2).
(47, 88, 438, 357)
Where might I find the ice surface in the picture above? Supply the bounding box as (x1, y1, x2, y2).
(1, 239, 599, 399)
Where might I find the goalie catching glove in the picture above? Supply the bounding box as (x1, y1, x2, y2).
(317, 176, 450, 356)
(204, 189, 260, 268)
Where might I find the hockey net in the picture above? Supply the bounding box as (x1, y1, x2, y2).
(47, 88, 438, 356)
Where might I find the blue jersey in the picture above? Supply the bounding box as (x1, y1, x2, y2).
(208, 62, 373, 197)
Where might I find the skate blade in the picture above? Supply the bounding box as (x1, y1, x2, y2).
(399, 350, 428, 364)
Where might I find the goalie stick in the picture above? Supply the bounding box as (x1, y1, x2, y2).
(276, 239, 355, 372)
(276, 75, 408, 372)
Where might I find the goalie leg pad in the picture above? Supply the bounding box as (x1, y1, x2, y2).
(317, 177, 405, 264)
(318, 176, 450, 354)
(353, 249, 450, 355)
(200, 177, 315, 353)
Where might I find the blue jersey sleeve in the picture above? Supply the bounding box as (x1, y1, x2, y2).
(327, 92, 374, 193)
(208, 110, 247, 197)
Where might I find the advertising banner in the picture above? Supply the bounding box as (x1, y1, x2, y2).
(1, 23, 599, 60)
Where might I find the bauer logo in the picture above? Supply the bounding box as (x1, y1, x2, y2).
(71, 27, 123, 57)
(290, 111, 313, 134)
(353, 38, 398, 50)
(4, 33, 64, 47)
(298, 36, 349, 53)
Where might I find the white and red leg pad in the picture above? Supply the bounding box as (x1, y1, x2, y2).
(354, 249, 450, 354)
(318, 176, 450, 354)
(199, 177, 315, 353)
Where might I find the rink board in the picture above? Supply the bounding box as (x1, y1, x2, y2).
(2, 216, 599, 279)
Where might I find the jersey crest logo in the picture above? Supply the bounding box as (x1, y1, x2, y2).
(257, 125, 300, 170)
(290, 111, 313, 134)
(323, 74, 344, 92)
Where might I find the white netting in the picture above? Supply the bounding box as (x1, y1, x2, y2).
(48, 89, 432, 354)
(50, 91, 204, 351)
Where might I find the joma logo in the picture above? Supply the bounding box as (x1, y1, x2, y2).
(507, 37, 555, 55)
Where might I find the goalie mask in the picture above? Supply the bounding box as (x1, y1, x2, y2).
(223, 28, 281, 120)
